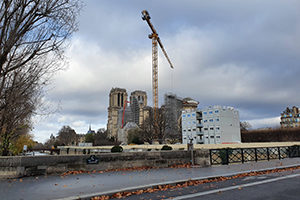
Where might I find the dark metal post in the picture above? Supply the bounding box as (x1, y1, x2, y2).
(267, 147, 270, 161)
(278, 147, 281, 160)
(209, 150, 213, 165)
(241, 148, 244, 163)
(226, 148, 229, 165)
(255, 148, 258, 162)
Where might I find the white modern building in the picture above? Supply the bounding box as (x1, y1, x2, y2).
(181, 110, 203, 144)
(182, 105, 241, 144)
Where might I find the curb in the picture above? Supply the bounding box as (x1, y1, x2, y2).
(55, 163, 300, 200)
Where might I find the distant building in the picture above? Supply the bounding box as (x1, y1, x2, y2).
(280, 106, 300, 128)
(107, 88, 128, 138)
(107, 88, 149, 141)
(181, 110, 203, 144)
(117, 122, 139, 144)
(182, 105, 241, 144)
(182, 97, 199, 111)
(130, 90, 148, 126)
(164, 93, 183, 142)
(76, 134, 86, 144)
(87, 125, 96, 134)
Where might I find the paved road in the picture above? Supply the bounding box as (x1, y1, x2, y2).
(123, 168, 300, 200)
(0, 158, 300, 200)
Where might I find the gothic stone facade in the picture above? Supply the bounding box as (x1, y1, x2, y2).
(107, 88, 128, 138)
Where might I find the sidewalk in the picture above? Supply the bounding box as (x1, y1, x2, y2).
(1, 158, 300, 200)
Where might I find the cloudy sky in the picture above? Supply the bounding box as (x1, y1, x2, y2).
(32, 0, 300, 142)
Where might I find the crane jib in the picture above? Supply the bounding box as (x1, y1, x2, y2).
(141, 10, 174, 69)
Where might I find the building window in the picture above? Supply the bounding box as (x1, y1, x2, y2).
(203, 112, 207, 115)
(204, 120, 207, 123)
(204, 128, 208, 130)
(209, 111, 213, 114)
(192, 128, 196, 131)
(209, 119, 213, 122)
(216, 118, 220, 122)
(216, 127, 220, 130)
(210, 136, 214, 138)
(187, 114, 191, 117)
(215, 110, 219, 113)
(216, 136, 220, 138)
(182, 115, 186, 118)
(192, 113, 196, 116)
(210, 127, 214, 130)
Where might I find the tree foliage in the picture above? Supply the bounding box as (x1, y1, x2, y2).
(93, 129, 116, 146)
(10, 133, 35, 155)
(0, 0, 82, 155)
(85, 132, 95, 143)
(127, 128, 144, 144)
(241, 127, 300, 142)
(83, 129, 116, 146)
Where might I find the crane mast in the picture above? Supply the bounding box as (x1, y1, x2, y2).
(141, 10, 174, 127)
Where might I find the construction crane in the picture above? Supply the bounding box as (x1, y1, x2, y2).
(141, 10, 174, 124)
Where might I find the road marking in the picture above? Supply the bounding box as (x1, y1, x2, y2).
(173, 173, 300, 200)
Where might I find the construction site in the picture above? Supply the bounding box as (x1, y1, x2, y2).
(107, 10, 241, 145)
(107, 88, 199, 144)
(105, 10, 188, 144)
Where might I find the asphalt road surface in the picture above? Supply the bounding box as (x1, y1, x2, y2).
(1, 158, 300, 200)
(119, 169, 300, 200)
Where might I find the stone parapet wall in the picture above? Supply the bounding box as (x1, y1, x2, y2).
(0, 150, 210, 179)
(57, 142, 300, 156)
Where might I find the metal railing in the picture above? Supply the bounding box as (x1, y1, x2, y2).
(210, 145, 300, 165)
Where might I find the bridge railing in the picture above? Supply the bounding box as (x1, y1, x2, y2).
(210, 145, 300, 165)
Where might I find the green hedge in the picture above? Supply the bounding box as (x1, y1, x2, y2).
(111, 145, 123, 153)
(161, 145, 172, 151)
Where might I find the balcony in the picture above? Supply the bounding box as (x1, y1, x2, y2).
(196, 130, 204, 136)
(196, 122, 203, 128)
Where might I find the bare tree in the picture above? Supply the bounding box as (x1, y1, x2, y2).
(93, 129, 116, 146)
(56, 125, 77, 146)
(240, 121, 252, 132)
(140, 107, 166, 144)
(0, 0, 82, 155)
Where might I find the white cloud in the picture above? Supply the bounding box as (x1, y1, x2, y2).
(247, 116, 281, 129)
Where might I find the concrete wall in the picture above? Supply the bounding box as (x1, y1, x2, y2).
(0, 150, 210, 179)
